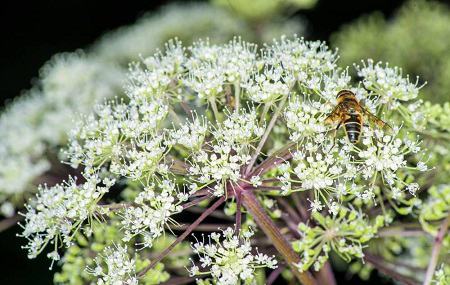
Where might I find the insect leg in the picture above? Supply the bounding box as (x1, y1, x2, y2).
(328, 121, 342, 151)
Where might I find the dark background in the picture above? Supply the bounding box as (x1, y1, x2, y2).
(0, 0, 409, 107)
(0, 0, 437, 284)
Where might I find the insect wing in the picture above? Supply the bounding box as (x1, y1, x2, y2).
(324, 105, 342, 125)
(362, 107, 388, 128)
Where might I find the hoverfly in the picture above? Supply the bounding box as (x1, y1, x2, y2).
(324, 90, 387, 144)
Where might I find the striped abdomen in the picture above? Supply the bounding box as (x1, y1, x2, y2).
(344, 114, 362, 143)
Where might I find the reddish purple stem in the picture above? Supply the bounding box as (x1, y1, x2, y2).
(137, 196, 225, 278)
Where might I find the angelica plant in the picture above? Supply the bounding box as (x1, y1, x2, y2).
(18, 36, 449, 285)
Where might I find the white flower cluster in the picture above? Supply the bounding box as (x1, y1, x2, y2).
(187, 109, 265, 196)
(355, 59, 424, 108)
(121, 179, 186, 247)
(89, 244, 138, 285)
(266, 37, 353, 101)
(284, 97, 330, 141)
(280, 125, 425, 209)
(292, 151, 342, 191)
(126, 40, 185, 103)
(189, 228, 277, 285)
(168, 116, 208, 150)
(185, 39, 257, 101)
(67, 101, 169, 180)
(243, 65, 292, 104)
(21, 174, 114, 259)
(266, 37, 338, 80)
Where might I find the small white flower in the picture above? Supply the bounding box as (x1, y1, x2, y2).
(417, 161, 428, 171)
(406, 183, 420, 196)
(250, 175, 262, 187)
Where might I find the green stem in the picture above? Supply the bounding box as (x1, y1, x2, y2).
(245, 95, 288, 175)
(234, 82, 240, 111)
(241, 190, 316, 285)
(259, 102, 272, 125)
(209, 98, 220, 121)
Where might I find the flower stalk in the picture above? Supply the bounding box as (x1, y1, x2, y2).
(241, 190, 317, 285)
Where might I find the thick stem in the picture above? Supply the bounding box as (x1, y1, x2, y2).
(137, 197, 225, 278)
(245, 95, 288, 175)
(241, 190, 316, 285)
(423, 213, 450, 285)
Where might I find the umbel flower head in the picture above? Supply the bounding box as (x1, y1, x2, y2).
(189, 227, 277, 285)
(20, 36, 434, 284)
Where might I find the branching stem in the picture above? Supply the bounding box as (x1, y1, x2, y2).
(247, 141, 296, 179)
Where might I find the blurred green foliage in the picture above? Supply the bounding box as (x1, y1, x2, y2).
(213, 0, 317, 21)
(332, 0, 450, 103)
